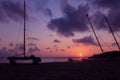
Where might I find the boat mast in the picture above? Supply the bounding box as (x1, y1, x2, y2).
(23, 0, 26, 57)
(104, 16, 120, 51)
(86, 14, 104, 53)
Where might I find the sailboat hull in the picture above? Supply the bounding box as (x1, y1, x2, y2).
(7, 56, 41, 64)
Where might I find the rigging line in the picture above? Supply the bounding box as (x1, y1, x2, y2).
(118, 32, 120, 35)
(115, 32, 120, 45)
(86, 14, 104, 53)
(101, 39, 114, 51)
(15, 25, 21, 55)
(98, 37, 106, 50)
(98, 30, 109, 45)
(116, 32, 120, 39)
(104, 16, 120, 51)
(102, 27, 118, 50)
(98, 36, 113, 51)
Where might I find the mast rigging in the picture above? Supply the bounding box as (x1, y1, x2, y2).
(104, 16, 120, 51)
(86, 14, 104, 53)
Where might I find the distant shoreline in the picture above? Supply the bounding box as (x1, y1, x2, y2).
(0, 57, 88, 63)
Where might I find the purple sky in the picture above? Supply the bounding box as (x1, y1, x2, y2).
(0, 0, 120, 57)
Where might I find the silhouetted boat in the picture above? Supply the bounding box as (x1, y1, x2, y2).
(87, 14, 120, 60)
(89, 51, 120, 60)
(7, 0, 41, 64)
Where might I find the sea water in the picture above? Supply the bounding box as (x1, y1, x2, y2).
(0, 57, 88, 63)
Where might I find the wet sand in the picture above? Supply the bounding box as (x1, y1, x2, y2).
(0, 60, 120, 80)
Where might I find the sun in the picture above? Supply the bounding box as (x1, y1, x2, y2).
(79, 53, 83, 57)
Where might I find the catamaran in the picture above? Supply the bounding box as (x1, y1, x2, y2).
(7, 0, 41, 64)
(87, 14, 120, 60)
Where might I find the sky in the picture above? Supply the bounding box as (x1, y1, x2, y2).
(0, 0, 120, 57)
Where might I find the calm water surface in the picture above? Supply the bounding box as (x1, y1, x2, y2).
(0, 57, 88, 63)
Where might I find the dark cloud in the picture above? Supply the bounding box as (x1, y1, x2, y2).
(92, 11, 107, 30)
(0, 47, 16, 57)
(27, 42, 40, 54)
(46, 47, 51, 50)
(108, 9, 120, 32)
(14, 43, 24, 52)
(54, 39, 61, 43)
(55, 49, 58, 51)
(0, 43, 24, 57)
(0, 0, 48, 23)
(60, 0, 69, 13)
(30, 0, 52, 18)
(111, 43, 120, 47)
(48, 34, 53, 37)
(73, 35, 98, 46)
(28, 37, 39, 41)
(9, 42, 14, 47)
(43, 8, 52, 17)
(47, 3, 89, 37)
(93, 0, 120, 8)
(49, 50, 53, 53)
(92, 0, 120, 32)
(53, 45, 58, 48)
(0, 42, 40, 57)
(112, 43, 116, 46)
(28, 46, 40, 54)
(60, 49, 65, 52)
(10, 42, 38, 56)
(0, 9, 9, 23)
(33, 0, 48, 11)
(67, 46, 71, 48)
(27, 43, 36, 47)
(0, 0, 24, 22)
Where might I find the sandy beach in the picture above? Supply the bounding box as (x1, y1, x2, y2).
(0, 60, 120, 80)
